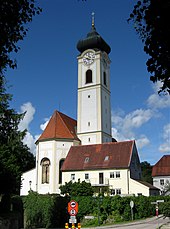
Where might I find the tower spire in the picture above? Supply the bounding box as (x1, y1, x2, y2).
(92, 12, 95, 28)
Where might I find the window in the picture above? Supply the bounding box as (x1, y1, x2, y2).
(41, 158, 50, 184)
(103, 72, 107, 86)
(88, 138, 91, 142)
(99, 173, 104, 184)
(88, 95, 90, 98)
(160, 179, 164, 186)
(86, 70, 92, 83)
(110, 172, 114, 178)
(137, 193, 142, 196)
(116, 171, 120, 178)
(71, 174, 75, 181)
(84, 157, 89, 163)
(110, 189, 115, 195)
(88, 122, 90, 126)
(116, 189, 121, 195)
(85, 173, 89, 180)
(59, 159, 65, 184)
(104, 156, 109, 161)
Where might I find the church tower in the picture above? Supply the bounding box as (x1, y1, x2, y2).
(76, 14, 112, 145)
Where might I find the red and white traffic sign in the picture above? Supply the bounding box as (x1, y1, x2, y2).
(68, 200, 78, 216)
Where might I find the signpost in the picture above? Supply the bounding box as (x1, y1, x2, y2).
(66, 200, 79, 228)
(130, 200, 134, 221)
(151, 199, 165, 218)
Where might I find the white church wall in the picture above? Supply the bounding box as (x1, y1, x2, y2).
(20, 168, 36, 196)
(36, 139, 75, 194)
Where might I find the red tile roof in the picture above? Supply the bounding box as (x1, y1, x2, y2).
(62, 140, 135, 171)
(37, 110, 79, 142)
(152, 155, 170, 177)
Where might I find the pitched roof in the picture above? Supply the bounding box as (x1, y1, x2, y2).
(37, 110, 79, 142)
(135, 180, 159, 190)
(152, 155, 170, 177)
(62, 140, 135, 171)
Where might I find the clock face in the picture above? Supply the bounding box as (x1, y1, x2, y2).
(83, 52, 95, 65)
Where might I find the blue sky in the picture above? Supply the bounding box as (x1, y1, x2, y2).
(6, 0, 170, 165)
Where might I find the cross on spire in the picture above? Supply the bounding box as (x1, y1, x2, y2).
(92, 12, 95, 28)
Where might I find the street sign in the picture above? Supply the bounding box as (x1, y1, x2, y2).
(68, 200, 78, 216)
(69, 209, 77, 216)
(69, 216, 77, 223)
(157, 200, 164, 203)
(151, 202, 157, 204)
(130, 200, 134, 208)
(85, 216, 95, 219)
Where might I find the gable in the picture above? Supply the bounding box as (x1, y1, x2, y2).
(62, 140, 135, 171)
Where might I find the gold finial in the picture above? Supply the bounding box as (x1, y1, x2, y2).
(92, 12, 95, 28)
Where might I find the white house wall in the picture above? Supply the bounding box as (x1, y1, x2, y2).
(62, 169, 153, 196)
(62, 168, 130, 195)
(129, 178, 149, 196)
(153, 176, 170, 194)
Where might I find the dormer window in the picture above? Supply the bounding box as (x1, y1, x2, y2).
(104, 156, 109, 161)
(84, 157, 90, 163)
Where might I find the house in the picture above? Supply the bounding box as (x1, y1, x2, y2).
(62, 140, 159, 196)
(20, 15, 159, 197)
(152, 155, 170, 195)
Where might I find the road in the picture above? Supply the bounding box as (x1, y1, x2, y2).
(94, 216, 170, 229)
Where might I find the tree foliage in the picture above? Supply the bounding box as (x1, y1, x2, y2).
(128, 0, 170, 94)
(60, 181, 94, 197)
(0, 0, 41, 74)
(140, 161, 152, 184)
(0, 76, 35, 195)
(0, 0, 41, 197)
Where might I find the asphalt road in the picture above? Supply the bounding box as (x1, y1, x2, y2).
(93, 216, 170, 229)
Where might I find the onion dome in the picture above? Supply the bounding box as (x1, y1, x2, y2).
(77, 13, 111, 54)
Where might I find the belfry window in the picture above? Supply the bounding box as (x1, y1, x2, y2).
(86, 70, 92, 84)
(41, 158, 50, 184)
(103, 72, 107, 86)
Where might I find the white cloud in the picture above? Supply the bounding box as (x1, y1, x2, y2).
(159, 123, 170, 153)
(136, 136, 150, 149)
(111, 108, 153, 142)
(22, 132, 36, 155)
(18, 102, 35, 131)
(40, 118, 50, 131)
(147, 82, 170, 110)
(18, 102, 36, 154)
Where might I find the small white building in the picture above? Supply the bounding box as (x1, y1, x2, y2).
(152, 155, 170, 195)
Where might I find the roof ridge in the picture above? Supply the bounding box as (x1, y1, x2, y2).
(57, 111, 73, 138)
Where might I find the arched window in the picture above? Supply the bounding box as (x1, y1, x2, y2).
(59, 159, 65, 184)
(86, 70, 92, 84)
(41, 158, 50, 184)
(103, 72, 107, 86)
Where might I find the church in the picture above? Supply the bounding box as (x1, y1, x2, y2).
(20, 16, 159, 197)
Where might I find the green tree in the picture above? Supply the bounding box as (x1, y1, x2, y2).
(60, 181, 94, 196)
(0, 0, 41, 74)
(140, 161, 152, 184)
(128, 0, 170, 94)
(0, 76, 35, 196)
(0, 0, 41, 198)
